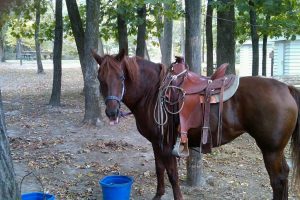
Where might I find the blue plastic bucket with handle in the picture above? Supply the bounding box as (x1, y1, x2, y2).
(21, 192, 55, 200)
(99, 175, 133, 200)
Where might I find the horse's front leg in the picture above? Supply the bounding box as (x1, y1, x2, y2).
(164, 153, 183, 200)
(152, 144, 166, 200)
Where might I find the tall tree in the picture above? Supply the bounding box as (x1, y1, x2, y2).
(117, 3, 128, 54)
(206, 0, 214, 76)
(0, 26, 5, 62)
(65, 0, 85, 76)
(0, 91, 20, 200)
(161, 3, 173, 66)
(262, 15, 270, 76)
(83, 0, 101, 125)
(185, 0, 201, 74)
(65, 0, 102, 125)
(49, 0, 63, 106)
(136, 3, 146, 58)
(185, 0, 202, 187)
(34, 0, 44, 74)
(249, 0, 259, 76)
(217, 0, 235, 74)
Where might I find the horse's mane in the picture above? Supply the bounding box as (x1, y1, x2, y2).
(122, 56, 140, 83)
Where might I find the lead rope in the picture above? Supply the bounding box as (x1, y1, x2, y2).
(154, 69, 187, 149)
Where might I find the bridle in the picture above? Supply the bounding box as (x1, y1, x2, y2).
(104, 71, 125, 108)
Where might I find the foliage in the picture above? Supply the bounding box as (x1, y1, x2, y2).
(6, 0, 54, 45)
(235, 0, 300, 44)
(99, 0, 183, 42)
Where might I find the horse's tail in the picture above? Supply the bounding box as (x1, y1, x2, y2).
(288, 85, 300, 188)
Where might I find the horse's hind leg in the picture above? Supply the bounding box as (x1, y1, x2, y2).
(262, 150, 289, 200)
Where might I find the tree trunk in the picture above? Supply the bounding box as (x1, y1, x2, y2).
(117, 5, 128, 54)
(144, 42, 150, 60)
(83, 0, 101, 125)
(97, 38, 104, 56)
(136, 4, 146, 58)
(186, 148, 204, 186)
(161, 3, 173, 66)
(249, 0, 259, 76)
(0, 90, 20, 200)
(185, 0, 202, 187)
(49, 0, 63, 106)
(0, 26, 5, 62)
(180, 18, 185, 56)
(262, 15, 270, 76)
(217, 0, 235, 74)
(206, 0, 213, 76)
(262, 34, 267, 76)
(16, 39, 22, 65)
(65, 0, 85, 76)
(185, 0, 201, 74)
(34, 0, 44, 74)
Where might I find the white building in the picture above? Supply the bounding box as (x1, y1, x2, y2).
(239, 37, 300, 77)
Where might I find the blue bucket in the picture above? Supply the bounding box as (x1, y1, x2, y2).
(99, 175, 133, 200)
(21, 192, 55, 200)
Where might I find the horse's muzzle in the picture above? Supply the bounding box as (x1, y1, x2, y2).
(105, 108, 120, 124)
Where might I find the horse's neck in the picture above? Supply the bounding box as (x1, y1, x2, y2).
(123, 60, 161, 115)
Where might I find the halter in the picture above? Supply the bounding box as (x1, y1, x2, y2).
(104, 73, 125, 108)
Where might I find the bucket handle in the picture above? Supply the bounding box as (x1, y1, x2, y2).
(20, 171, 46, 200)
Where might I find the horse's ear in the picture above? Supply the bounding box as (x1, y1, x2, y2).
(175, 56, 184, 64)
(115, 48, 127, 61)
(91, 49, 102, 65)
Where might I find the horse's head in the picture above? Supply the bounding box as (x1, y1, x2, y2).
(92, 49, 126, 125)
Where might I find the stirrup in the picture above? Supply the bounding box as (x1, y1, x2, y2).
(171, 137, 190, 158)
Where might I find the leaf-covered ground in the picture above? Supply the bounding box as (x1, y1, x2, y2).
(1, 61, 299, 200)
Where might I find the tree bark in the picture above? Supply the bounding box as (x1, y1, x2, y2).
(65, 0, 85, 76)
(217, 0, 235, 74)
(262, 15, 270, 76)
(83, 0, 101, 125)
(97, 38, 104, 56)
(49, 0, 63, 106)
(185, 0, 202, 187)
(16, 39, 22, 65)
(144, 42, 150, 60)
(180, 18, 185, 56)
(117, 4, 128, 54)
(161, 3, 173, 66)
(206, 0, 213, 76)
(185, 0, 201, 74)
(249, 0, 259, 76)
(0, 90, 20, 200)
(136, 4, 146, 58)
(262, 34, 267, 76)
(0, 25, 5, 62)
(34, 0, 44, 74)
(186, 148, 203, 186)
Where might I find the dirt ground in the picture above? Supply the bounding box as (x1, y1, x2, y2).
(1, 61, 299, 200)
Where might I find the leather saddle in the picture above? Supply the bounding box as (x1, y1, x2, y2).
(167, 56, 238, 157)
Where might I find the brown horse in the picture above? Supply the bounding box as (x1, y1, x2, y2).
(92, 50, 300, 200)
